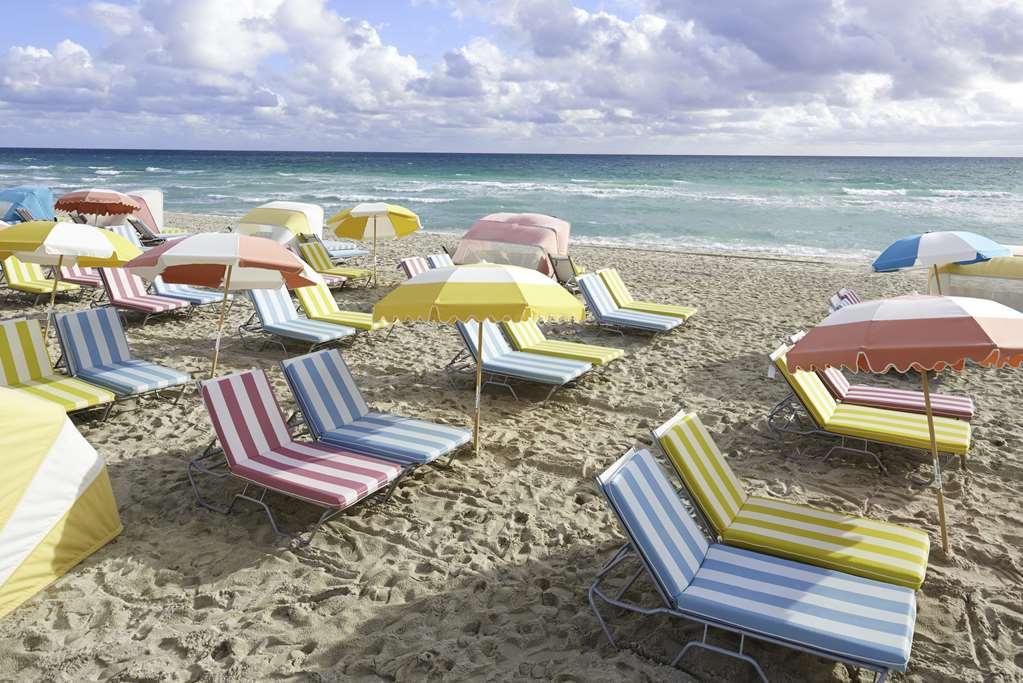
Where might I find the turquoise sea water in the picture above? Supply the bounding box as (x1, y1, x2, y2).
(2, 149, 1022, 258)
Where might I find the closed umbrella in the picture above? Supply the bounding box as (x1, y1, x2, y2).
(328, 203, 420, 286)
(872, 231, 1010, 294)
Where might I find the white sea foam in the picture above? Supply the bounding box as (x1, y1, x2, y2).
(841, 187, 908, 196)
(95, 169, 121, 175)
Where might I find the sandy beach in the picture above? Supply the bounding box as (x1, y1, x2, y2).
(0, 211, 1020, 682)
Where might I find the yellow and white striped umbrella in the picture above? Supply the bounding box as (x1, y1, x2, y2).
(374, 263, 584, 453)
(328, 202, 421, 286)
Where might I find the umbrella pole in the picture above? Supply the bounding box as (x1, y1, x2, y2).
(474, 320, 484, 455)
(921, 371, 950, 554)
(209, 265, 233, 379)
(372, 216, 378, 288)
(43, 255, 64, 342)
(932, 264, 943, 295)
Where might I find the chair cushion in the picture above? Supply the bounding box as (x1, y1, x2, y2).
(483, 351, 590, 385)
(309, 311, 388, 331)
(114, 295, 189, 314)
(9, 279, 80, 295)
(599, 309, 680, 332)
(10, 376, 115, 412)
(623, 301, 698, 319)
(520, 340, 623, 365)
(827, 403, 971, 455)
(842, 385, 975, 421)
(319, 412, 471, 465)
(78, 360, 190, 397)
(263, 320, 356, 343)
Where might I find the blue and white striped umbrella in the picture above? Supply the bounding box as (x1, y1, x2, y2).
(873, 231, 1010, 273)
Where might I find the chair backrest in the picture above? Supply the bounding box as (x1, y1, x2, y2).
(295, 281, 339, 318)
(577, 273, 618, 319)
(99, 267, 150, 303)
(105, 224, 145, 249)
(427, 253, 453, 269)
(280, 349, 369, 437)
(770, 346, 838, 426)
(502, 320, 546, 350)
(55, 307, 133, 374)
(14, 207, 35, 222)
(399, 257, 430, 279)
(128, 217, 162, 242)
(70, 214, 88, 224)
(442, 244, 456, 258)
(3, 256, 46, 284)
(298, 239, 334, 271)
(0, 317, 55, 384)
(597, 449, 709, 606)
(456, 320, 513, 362)
(200, 370, 293, 468)
(598, 268, 635, 306)
(249, 286, 301, 325)
(152, 276, 195, 297)
(550, 256, 577, 285)
(818, 367, 851, 400)
(838, 287, 861, 305)
(653, 411, 748, 536)
(60, 264, 98, 280)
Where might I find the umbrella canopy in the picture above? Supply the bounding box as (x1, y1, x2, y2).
(328, 203, 421, 286)
(0, 185, 55, 222)
(374, 263, 585, 454)
(56, 189, 141, 216)
(479, 213, 570, 257)
(873, 232, 1010, 294)
(237, 201, 323, 244)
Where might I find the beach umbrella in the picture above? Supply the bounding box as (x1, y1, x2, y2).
(328, 203, 421, 286)
(872, 231, 1010, 294)
(56, 189, 141, 217)
(786, 294, 1023, 554)
(237, 201, 322, 245)
(125, 233, 315, 377)
(0, 221, 140, 339)
(373, 263, 585, 454)
(0, 185, 55, 222)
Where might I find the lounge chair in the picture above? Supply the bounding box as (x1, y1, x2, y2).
(127, 217, 165, 246)
(297, 236, 372, 286)
(321, 239, 369, 261)
(152, 276, 228, 307)
(2, 256, 80, 302)
(59, 264, 102, 288)
(598, 267, 697, 319)
(577, 273, 681, 334)
(653, 410, 930, 588)
(399, 256, 430, 279)
(98, 268, 191, 324)
(550, 255, 585, 290)
(589, 448, 916, 682)
(426, 253, 453, 268)
(502, 320, 623, 366)
(242, 286, 356, 351)
(54, 307, 191, 401)
(69, 214, 88, 224)
(451, 320, 591, 400)
(281, 348, 471, 467)
(106, 224, 146, 250)
(828, 287, 862, 313)
(191, 369, 405, 540)
(0, 317, 114, 416)
(294, 280, 389, 332)
(14, 207, 36, 222)
(768, 344, 971, 470)
(819, 366, 974, 421)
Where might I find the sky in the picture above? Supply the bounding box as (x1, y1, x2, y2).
(0, 0, 1022, 155)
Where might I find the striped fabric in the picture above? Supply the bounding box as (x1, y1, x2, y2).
(598, 268, 697, 319)
(104, 224, 145, 250)
(298, 241, 372, 282)
(99, 268, 190, 315)
(399, 257, 430, 278)
(322, 239, 369, 261)
(598, 449, 917, 671)
(60, 264, 101, 287)
(426, 253, 454, 268)
(456, 321, 591, 385)
(200, 370, 403, 508)
(249, 287, 356, 344)
(55, 307, 190, 397)
(655, 412, 930, 589)
(502, 320, 624, 365)
(2, 256, 80, 295)
(294, 281, 388, 331)
(281, 349, 471, 465)
(828, 288, 862, 313)
(771, 348, 971, 455)
(578, 273, 680, 332)
(152, 276, 227, 306)
(819, 367, 974, 421)
(0, 318, 114, 411)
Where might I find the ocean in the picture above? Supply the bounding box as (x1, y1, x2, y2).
(3, 148, 1021, 259)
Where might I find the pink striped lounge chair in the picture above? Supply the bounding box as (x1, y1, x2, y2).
(60, 264, 102, 288)
(398, 256, 429, 279)
(818, 366, 975, 421)
(98, 267, 191, 324)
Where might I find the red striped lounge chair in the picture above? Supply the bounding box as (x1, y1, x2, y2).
(192, 369, 406, 541)
(399, 256, 429, 279)
(818, 366, 975, 421)
(98, 268, 191, 324)
(828, 287, 862, 313)
(60, 264, 102, 288)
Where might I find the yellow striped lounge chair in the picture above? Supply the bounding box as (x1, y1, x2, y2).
(598, 268, 697, 320)
(768, 344, 971, 467)
(653, 410, 930, 589)
(502, 320, 623, 365)
(0, 317, 114, 416)
(294, 281, 389, 332)
(298, 238, 372, 286)
(3, 256, 80, 302)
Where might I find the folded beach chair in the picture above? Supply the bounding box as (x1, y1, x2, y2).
(0, 317, 114, 415)
(451, 320, 591, 400)
(577, 273, 681, 334)
(399, 256, 430, 279)
(55, 307, 191, 401)
(152, 276, 228, 307)
(768, 344, 971, 469)
(192, 369, 405, 540)
(243, 286, 356, 351)
(2, 256, 80, 302)
(828, 287, 863, 313)
(282, 349, 471, 467)
(590, 448, 916, 682)
(426, 253, 454, 269)
(502, 320, 623, 365)
(297, 237, 372, 286)
(598, 268, 697, 319)
(59, 263, 102, 288)
(819, 366, 974, 421)
(653, 410, 929, 588)
(98, 268, 191, 324)
(294, 280, 389, 332)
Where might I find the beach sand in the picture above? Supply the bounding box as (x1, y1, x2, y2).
(1, 212, 1021, 682)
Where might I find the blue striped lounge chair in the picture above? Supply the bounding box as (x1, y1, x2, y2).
(152, 276, 229, 307)
(453, 320, 590, 401)
(322, 238, 369, 261)
(281, 348, 471, 467)
(243, 286, 356, 352)
(590, 448, 917, 682)
(54, 307, 191, 401)
(426, 253, 454, 268)
(577, 273, 681, 334)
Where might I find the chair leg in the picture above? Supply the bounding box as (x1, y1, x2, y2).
(670, 627, 768, 683)
(824, 437, 888, 474)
